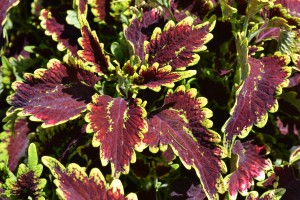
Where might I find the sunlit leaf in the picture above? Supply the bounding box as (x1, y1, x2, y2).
(0, 118, 31, 171)
(132, 63, 196, 92)
(146, 15, 216, 70)
(39, 9, 80, 57)
(143, 86, 224, 200)
(77, 17, 112, 75)
(225, 140, 272, 199)
(85, 94, 147, 177)
(7, 59, 100, 127)
(223, 54, 291, 149)
(125, 9, 165, 62)
(42, 156, 137, 200)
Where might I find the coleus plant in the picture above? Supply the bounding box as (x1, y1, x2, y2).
(0, 0, 300, 199)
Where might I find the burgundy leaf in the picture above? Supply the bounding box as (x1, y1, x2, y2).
(274, 0, 300, 18)
(143, 87, 226, 200)
(287, 72, 300, 88)
(125, 9, 165, 62)
(146, 16, 215, 70)
(225, 140, 272, 199)
(223, 55, 291, 149)
(133, 63, 196, 91)
(7, 59, 100, 127)
(0, 0, 20, 35)
(78, 0, 87, 15)
(42, 157, 137, 200)
(164, 85, 221, 148)
(88, 0, 112, 22)
(256, 27, 281, 43)
(85, 95, 147, 177)
(78, 25, 111, 75)
(40, 9, 80, 56)
(10, 170, 45, 199)
(0, 118, 30, 171)
(144, 108, 223, 199)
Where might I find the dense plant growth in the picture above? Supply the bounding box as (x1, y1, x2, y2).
(1, 0, 300, 199)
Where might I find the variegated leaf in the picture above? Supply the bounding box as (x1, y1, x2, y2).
(85, 95, 147, 177)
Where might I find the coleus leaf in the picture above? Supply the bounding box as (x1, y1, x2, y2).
(262, 0, 300, 28)
(87, 0, 113, 23)
(125, 9, 165, 62)
(224, 140, 272, 200)
(77, 16, 113, 76)
(132, 63, 196, 92)
(0, 0, 20, 35)
(7, 58, 100, 128)
(145, 15, 216, 70)
(85, 94, 147, 177)
(0, 118, 30, 171)
(222, 54, 291, 149)
(42, 156, 137, 200)
(274, 0, 300, 18)
(39, 9, 81, 57)
(143, 86, 225, 200)
(4, 143, 46, 200)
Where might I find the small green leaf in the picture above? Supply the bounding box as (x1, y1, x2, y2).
(27, 143, 38, 171)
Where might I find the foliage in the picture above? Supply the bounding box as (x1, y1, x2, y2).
(1, 0, 300, 199)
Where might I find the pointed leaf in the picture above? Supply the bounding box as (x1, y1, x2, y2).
(133, 63, 196, 92)
(7, 59, 100, 127)
(146, 16, 215, 70)
(78, 20, 112, 75)
(223, 55, 291, 149)
(42, 156, 137, 200)
(143, 86, 224, 200)
(39, 9, 80, 56)
(125, 9, 165, 62)
(85, 95, 147, 177)
(225, 140, 272, 199)
(164, 85, 221, 147)
(0, 118, 30, 171)
(88, 0, 112, 22)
